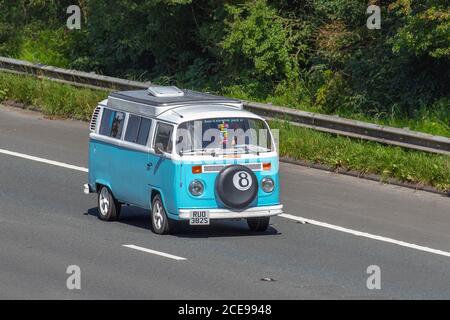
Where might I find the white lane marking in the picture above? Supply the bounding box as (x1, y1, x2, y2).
(280, 213, 450, 258)
(123, 244, 187, 261)
(1, 147, 449, 259)
(0, 148, 88, 172)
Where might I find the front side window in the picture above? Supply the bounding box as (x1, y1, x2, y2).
(154, 123, 173, 153)
(99, 108, 125, 139)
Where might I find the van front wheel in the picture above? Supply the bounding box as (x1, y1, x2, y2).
(247, 217, 270, 232)
(151, 195, 171, 235)
(97, 186, 121, 221)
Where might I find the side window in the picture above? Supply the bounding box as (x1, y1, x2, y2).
(137, 118, 152, 146)
(99, 108, 113, 136)
(124, 115, 140, 143)
(110, 112, 125, 139)
(124, 115, 152, 146)
(99, 108, 125, 139)
(154, 123, 173, 153)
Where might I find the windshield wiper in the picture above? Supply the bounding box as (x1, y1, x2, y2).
(180, 148, 217, 156)
(232, 144, 271, 155)
(212, 146, 255, 156)
(180, 145, 269, 156)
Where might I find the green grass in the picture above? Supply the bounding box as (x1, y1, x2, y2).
(0, 72, 108, 121)
(0, 71, 448, 192)
(270, 120, 450, 192)
(333, 108, 450, 138)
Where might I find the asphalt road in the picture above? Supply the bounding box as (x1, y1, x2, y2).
(0, 104, 449, 299)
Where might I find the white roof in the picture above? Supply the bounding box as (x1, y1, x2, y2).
(156, 104, 264, 124)
(103, 88, 263, 125)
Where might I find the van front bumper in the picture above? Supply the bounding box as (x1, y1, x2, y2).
(178, 205, 283, 220)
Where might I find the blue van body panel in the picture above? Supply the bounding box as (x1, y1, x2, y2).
(148, 185, 179, 220)
(174, 156, 280, 212)
(89, 137, 280, 221)
(89, 139, 152, 208)
(147, 152, 178, 214)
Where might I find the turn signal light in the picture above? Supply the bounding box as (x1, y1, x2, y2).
(192, 166, 203, 174)
(263, 162, 272, 171)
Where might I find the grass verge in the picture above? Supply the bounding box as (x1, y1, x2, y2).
(0, 72, 108, 121)
(1, 71, 449, 192)
(270, 121, 449, 192)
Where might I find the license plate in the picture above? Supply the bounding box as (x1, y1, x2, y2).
(189, 210, 210, 225)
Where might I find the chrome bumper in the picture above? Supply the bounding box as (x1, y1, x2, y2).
(83, 184, 93, 195)
(178, 205, 283, 220)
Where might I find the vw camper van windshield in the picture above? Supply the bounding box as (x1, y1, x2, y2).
(176, 118, 273, 156)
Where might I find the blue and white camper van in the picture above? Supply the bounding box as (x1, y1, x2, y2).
(84, 86, 283, 234)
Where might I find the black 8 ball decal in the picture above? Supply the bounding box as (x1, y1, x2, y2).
(233, 171, 253, 191)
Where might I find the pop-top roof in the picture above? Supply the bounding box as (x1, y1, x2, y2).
(107, 87, 243, 119)
(147, 86, 185, 98)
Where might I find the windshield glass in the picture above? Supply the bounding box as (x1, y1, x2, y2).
(176, 118, 273, 156)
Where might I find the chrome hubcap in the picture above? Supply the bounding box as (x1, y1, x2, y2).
(153, 201, 164, 230)
(99, 188, 110, 216)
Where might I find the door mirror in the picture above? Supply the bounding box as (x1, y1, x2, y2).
(155, 143, 165, 155)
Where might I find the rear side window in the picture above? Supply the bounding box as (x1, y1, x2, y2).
(99, 109, 113, 136)
(124, 115, 152, 146)
(154, 123, 173, 153)
(99, 108, 125, 139)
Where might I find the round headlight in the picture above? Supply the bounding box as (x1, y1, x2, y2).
(189, 180, 204, 196)
(261, 177, 275, 193)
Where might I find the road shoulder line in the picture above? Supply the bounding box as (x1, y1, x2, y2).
(280, 213, 450, 258)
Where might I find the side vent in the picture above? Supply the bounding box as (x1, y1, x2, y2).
(90, 106, 101, 132)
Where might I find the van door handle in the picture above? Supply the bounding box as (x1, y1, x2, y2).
(146, 163, 153, 170)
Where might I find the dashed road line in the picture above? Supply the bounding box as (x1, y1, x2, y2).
(123, 244, 187, 261)
(0, 148, 88, 172)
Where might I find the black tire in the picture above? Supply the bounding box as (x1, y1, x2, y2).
(97, 185, 121, 221)
(151, 194, 171, 235)
(247, 217, 270, 232)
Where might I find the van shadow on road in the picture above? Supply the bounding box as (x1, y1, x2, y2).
(86, 206, 281, 238)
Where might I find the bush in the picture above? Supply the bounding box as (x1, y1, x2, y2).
(17, 25, 71, 67)
(220, 0, 299, 96)
(1, 0, 448, 137)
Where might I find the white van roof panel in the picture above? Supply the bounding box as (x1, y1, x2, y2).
(157, 104, 263, 124)
(107, 88, 243, 119)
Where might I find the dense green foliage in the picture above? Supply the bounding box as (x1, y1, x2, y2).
(0, 0, 448, 136)
(0, 71, 448, 191)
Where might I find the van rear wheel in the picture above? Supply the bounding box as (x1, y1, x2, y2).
(97, 186, 121, 221)
(151, 195, 171, 235)
(247, 217, 270, 232)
